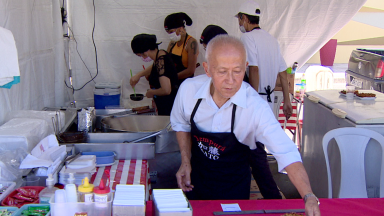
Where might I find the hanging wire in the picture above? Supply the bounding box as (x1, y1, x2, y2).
(64, 0, 99, 91)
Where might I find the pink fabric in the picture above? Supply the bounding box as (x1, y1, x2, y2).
(146, 198, 384, 216)
(320, 39, 338, 66)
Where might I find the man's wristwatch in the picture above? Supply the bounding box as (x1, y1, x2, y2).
(303, 193, 320, 205)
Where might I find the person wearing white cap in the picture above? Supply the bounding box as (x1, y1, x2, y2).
(236, 0, 292, 116)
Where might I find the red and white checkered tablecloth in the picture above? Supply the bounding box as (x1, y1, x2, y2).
(90, 159, 151, 201)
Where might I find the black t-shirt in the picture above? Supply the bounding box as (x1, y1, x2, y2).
(148, 50, 178, 115)
(148, 51, 178, 90)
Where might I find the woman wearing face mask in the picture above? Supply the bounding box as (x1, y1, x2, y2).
(164, 12, 199, 86)
(130, 34, 178, 116)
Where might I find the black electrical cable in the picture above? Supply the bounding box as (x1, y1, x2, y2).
(64, 0, 99, 91)
(66, 26, 96, 82)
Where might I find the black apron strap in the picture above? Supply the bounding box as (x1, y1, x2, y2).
(259, 85, 274, 103)
(190, 98, 202, 123)
(231, 104, 237, 133)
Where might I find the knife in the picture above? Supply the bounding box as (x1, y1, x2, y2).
(213, 209, 305, 215)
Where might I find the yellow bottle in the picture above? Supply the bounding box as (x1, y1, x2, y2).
(78, 177, 94, 202)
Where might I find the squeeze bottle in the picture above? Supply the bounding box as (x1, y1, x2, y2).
(78, 177, 94, 202)
(39, 174, 58, 204)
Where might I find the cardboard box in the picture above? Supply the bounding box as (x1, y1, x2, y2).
(113, 205, 145, 216)
(153, 199, 192, 216)
(274, 73, 295, 94)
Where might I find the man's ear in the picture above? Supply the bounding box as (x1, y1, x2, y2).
(246, 61, 249, 68)
(203, 62, 211, 77)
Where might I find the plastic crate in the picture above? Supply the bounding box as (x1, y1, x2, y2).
(12, 204, 50, 216)
(0, 206, 18, 216)
(50, 196, 112, 216)
(0, 181, 16, 203)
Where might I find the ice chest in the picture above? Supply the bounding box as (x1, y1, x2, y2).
(94, 82, 121, 109)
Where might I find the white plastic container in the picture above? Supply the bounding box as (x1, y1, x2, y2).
(50, 196, 113, 216)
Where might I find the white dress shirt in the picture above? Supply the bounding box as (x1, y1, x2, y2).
(171, 75, 301, 171)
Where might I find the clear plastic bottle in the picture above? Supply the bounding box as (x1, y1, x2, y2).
(301, 73, 307, 92)
(65, 173, 78, 203)
(39, 174, 58, 204)
(78, 177, 94, 202)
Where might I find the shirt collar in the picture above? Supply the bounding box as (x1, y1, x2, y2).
(193, 77, 247, 109)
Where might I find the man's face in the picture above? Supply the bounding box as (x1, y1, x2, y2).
(203, 44, 247, 100)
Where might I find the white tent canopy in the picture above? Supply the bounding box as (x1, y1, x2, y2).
(0, 0, 366, 125)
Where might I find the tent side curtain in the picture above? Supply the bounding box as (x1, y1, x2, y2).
(0, 0, 68, 125)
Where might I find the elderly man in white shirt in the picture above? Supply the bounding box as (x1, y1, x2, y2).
(170, 35, 320, 216)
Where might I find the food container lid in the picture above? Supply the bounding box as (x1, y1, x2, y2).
(95, 82, 121, 89)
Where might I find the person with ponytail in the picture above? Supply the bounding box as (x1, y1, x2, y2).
(164, 12, 199, 86)
(130, 34, 178, 116)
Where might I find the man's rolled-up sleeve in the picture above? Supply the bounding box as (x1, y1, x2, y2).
(170, 83, 191, 132)
(253, 103, 302, 172)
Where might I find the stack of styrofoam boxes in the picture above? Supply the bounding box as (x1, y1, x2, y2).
(113, 184, 145, 216)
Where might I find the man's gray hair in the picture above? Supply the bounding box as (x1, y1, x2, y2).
(205, 35, 246, 63)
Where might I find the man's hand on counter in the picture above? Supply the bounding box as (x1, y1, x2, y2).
(176, 162, 194, 192)
(305, 197, 321, 216)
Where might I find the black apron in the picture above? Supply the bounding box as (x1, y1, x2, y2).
(187, 99, 251, 200)
(169, 33, 194, 86)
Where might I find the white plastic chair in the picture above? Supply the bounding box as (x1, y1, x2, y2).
(322, 127, 384, 198)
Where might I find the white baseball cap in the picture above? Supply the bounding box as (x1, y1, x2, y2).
(235, 0, 261, 18)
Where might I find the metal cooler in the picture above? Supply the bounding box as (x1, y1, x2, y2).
(345, 49, 384, 92)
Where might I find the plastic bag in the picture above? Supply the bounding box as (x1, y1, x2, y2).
(0, 147, 28, 181)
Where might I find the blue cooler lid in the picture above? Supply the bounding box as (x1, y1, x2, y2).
(95, 82, 121, 89)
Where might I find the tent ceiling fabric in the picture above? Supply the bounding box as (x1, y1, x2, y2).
(0, 0, 367, 122)
(68, 0, 366, 105)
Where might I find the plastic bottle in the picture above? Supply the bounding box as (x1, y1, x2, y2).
(78, 177, 94, 203)
(94, 179, 111, 203)
(301, 73, 307, 92)
(39, 174, 58, 204)
(94, 179, 111, 213)
(65, 173, 78, 202)
(292, 62, 298, 74)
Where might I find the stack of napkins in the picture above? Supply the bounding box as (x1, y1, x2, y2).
(113, 184, 145, 206)
(153, 189, 191, 213)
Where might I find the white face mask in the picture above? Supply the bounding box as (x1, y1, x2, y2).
(141, 56, 152, 62)
(239, 25, 246, 33)
(239, 18, 246, 33)
(169, 31, 181, 42)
